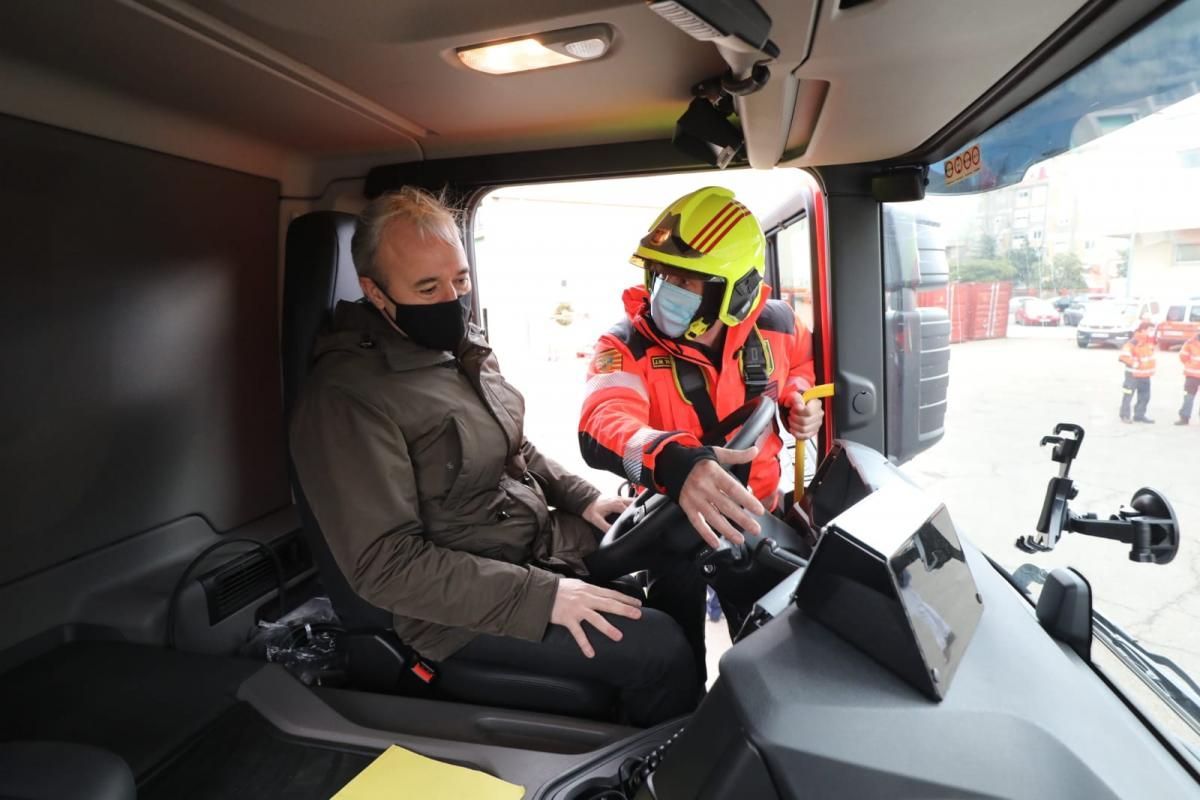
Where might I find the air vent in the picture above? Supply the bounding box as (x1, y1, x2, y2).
(199, 530, 312, 624)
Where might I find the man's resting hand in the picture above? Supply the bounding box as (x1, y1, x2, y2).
(582, 495, 634, 532)
(550, 578, 643, 658)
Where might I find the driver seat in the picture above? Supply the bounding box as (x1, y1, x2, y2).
(282, 210, 617, 720)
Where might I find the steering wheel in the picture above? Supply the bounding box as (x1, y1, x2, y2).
(584, 395, 778, 582)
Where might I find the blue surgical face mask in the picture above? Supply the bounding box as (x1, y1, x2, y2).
(650, 276, 703, 339)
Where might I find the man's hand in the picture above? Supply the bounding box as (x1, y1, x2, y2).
(550, 578, 642, 658)
(678, 446, 764, 549)
(582, 495, 633, 532)
(787, 397, 824, 440)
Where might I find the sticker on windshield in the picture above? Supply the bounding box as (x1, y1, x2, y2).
(944, 144, 982, 187)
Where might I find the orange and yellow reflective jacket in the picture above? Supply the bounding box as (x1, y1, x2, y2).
(1182, 337, 1200, 379)
(578, 284, 815, 504)
(1119, 339, 1157, 378)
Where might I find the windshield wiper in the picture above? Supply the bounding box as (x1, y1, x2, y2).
(1012, 562, 1200, 738)
(1092, 611, 1200, 739)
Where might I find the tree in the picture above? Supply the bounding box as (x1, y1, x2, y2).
(954, 258, 1016, 283)
(1044, 253, 1087, 293)
(1006, 244, 1042, 288)
(976, 233, 998, 260)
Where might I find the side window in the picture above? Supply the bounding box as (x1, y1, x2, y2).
(1191, 304, 1200, 323)
(772, 212, 821, 486)
(774, 220, 814, 332)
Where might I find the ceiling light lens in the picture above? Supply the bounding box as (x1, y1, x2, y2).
(564, 38, 606, 59)
(457, 38, 578, 75)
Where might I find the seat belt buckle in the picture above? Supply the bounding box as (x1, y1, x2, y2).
(410, 658, 437, 684)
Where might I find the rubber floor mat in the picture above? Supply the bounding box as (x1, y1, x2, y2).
(0, 641, 260, 777)
(140, 703, 377, 800)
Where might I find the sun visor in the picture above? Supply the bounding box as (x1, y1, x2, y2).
(795, 480, 984, 701)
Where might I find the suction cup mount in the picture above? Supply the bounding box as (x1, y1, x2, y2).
(1016, 424, 1180, 564)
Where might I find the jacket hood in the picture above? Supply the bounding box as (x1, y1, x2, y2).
(314, 300, 488, 372)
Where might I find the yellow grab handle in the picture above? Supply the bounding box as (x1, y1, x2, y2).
(794, 383, 835, 500)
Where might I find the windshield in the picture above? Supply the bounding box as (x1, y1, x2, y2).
(890, 0, 1200, 749)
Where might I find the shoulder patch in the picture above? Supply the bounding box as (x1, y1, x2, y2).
(650, 355, 672, 369)
(593, 348, 623, 373)
(756, 299, 798, 335)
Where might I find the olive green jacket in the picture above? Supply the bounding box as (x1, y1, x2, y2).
(290, 301, 601, 660)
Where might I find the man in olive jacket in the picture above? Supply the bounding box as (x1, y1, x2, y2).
(290, 187, 698, 726)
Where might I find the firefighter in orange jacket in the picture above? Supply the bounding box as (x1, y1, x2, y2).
(577, 187, 822, 678)
(1119, 321, 1157, 423)
(1176, 330, 1200, 425)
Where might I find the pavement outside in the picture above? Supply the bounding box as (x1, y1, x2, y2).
(905, 323, 1199, 677)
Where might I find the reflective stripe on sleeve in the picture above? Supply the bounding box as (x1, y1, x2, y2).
(583, 371, 649, 402)
(622, 427, 660, 485)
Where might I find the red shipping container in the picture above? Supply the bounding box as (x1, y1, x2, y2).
(917, 287, 948, 309)
(947, 282, 972, 343)
(968, 281, 1011, 340)
(945, 281, 1013, 343)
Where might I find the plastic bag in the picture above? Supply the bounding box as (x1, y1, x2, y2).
(242, 596, 346, 686)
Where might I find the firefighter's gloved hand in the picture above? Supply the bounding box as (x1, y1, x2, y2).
(787, 397, 824, 440)
(655, 443, 763, 548)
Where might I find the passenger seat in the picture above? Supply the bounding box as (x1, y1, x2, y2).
(0, 741, 135, 800)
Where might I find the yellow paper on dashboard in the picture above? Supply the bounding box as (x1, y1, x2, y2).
(332, 745, 525, 800)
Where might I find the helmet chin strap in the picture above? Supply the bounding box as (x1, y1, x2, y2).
(683, 281, 725, 339)
(683, 317, 712, 340)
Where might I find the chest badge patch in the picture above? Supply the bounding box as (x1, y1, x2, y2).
(593, 348, 623, 373)
(650, 355, 672, 369)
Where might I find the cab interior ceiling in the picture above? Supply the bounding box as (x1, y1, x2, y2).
(0, 0, 1162, 199)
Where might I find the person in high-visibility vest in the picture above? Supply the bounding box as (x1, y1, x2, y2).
(578, 186, 822, 682)
(1119, 320, 1157, 423)
(1175, 330, 1200, 425)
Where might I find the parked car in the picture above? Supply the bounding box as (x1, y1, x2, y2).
(1015, 298, 1061, 326)
(1155, 298, 1200, 349)
(1076, 299, 1161, 348)
(1009, 296, 1037, 316)
(1052, 294, 1074, 312)
(1062, 293, 1115, 326)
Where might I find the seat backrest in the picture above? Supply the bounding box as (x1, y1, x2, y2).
(281, 211, 363, 418)
(282, 211, 392, 630)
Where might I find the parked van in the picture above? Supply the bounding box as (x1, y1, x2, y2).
(1156, 298, 1200, 350)
(1076, 298, 1161, 348)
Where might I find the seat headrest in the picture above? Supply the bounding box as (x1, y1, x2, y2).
(281, 211, 363, 418)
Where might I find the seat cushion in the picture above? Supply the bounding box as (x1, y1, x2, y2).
(436, 659, 617, 720)
(0, 742, 135, 800)
(342, 630, 618, 719)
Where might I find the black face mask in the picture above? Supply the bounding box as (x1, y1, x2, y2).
(383, 291, 472, 352)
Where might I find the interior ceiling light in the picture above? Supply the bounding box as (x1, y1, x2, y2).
(457, 24, 614, 75)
